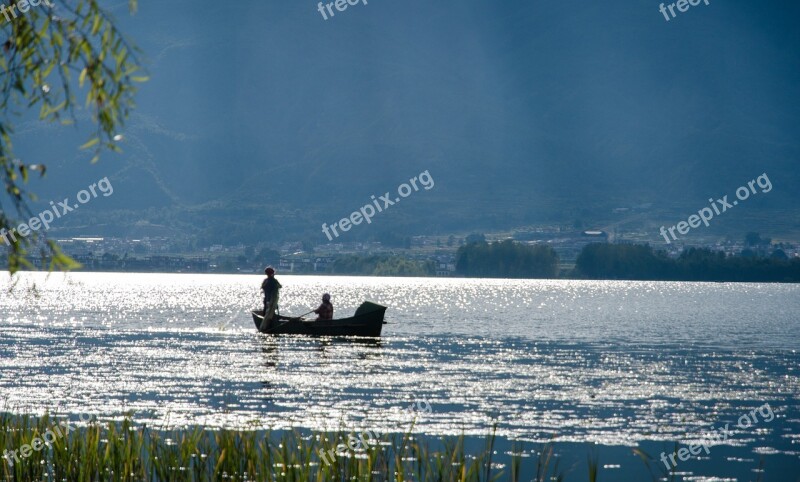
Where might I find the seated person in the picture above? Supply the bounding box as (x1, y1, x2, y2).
(314, 293, 334, 321)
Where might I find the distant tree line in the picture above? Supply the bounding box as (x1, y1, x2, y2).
(455, 240, 559, 278)
(575, 243, 800, 282)
(329, 255, 434, 276)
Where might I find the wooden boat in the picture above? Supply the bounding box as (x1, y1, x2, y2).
(252, 301, 388, 337)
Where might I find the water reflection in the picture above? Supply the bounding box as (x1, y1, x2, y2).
(0, 272, 798, 471)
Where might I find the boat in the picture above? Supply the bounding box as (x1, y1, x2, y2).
(252, 301, 388, 337)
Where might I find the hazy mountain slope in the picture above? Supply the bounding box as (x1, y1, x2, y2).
(6, 0, 798, 242)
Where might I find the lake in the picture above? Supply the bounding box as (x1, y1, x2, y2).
(1, 272, 799, 480)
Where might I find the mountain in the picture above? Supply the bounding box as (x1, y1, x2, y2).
(8, 0, 800, 245)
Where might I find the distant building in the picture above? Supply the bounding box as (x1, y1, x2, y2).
(72, 237, 104, 243)
(582, 230, 608, 240)
(435, 262, 456, 277)
(279, 254, 314, 273)
(314, 257, 334, 272)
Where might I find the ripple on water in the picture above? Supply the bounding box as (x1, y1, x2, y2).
(0, 273, 798, 461)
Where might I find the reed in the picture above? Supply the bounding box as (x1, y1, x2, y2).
(0, 413, 763, 481)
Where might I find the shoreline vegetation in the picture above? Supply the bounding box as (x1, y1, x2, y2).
(0, 413, 682, 482)
(3, 241, 799, 283)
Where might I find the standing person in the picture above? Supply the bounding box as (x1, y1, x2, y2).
(314, 293, 334, 321)
(260, 266, 282, 332)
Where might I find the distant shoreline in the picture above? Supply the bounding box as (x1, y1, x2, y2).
(3, 268, 799, 284)
(3, 241, 798, 283)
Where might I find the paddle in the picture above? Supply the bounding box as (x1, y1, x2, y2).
(289, 309, 315, 321)
(261, 309, 316, 333)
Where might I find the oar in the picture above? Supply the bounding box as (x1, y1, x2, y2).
(289, 309, 315, 321)
(261, 309, 316, 333)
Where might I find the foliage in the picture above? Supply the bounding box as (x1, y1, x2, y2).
(373, 256, 434, 276)
(575, 243, 673, 280)
(575, 243, 800, 282)
(0, 411, 750, 481)
(465, 233, 486, 245)
(0, 413, 519, 481)
(455, 240, 559, 279)
(745, 232, 770, 247)
(375, 230, 412, 248)
(1, 0, 144, 274)
(253, 247, 280, 267)
(330, 254, 434, 276)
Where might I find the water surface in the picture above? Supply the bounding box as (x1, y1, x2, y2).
(1, 273, 798, 479)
